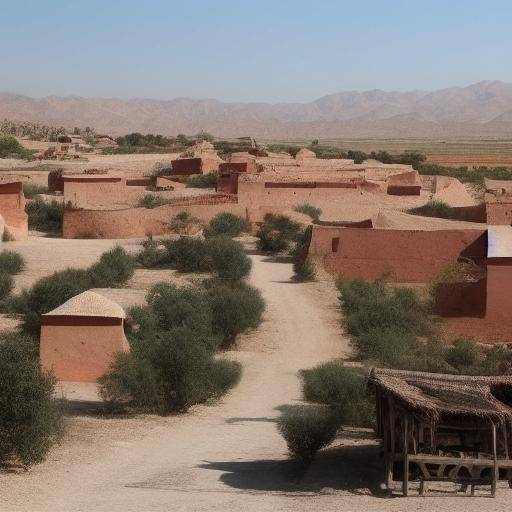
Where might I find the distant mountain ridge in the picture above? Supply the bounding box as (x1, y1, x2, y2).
(1, 81, 512, 138)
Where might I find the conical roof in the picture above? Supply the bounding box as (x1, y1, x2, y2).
(42, 291, 125, 319)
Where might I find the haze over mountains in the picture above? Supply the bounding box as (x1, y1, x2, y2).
(2, 81, 512, 139)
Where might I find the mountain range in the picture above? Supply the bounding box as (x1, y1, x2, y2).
(2, 81, 512, 139)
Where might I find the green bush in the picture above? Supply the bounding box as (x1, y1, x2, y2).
(300, 363, 374, 428)
(0, 250, 25, 275)
(186, 173, 218, 188)
(0, 136, 35, 160)
(137, 194, 171, 209)
(293, 204, 322, 221)
(407, 200, 458, 220)
(99, 327, 241, 414)
(89, 246, 135, 287)
(0, 272, 14, 300)
(26, 198, 64, 233)
(256, 214, 302, 253)
(146, 283, 214, 340)
(23, 183, 49, 199)
(204, 212, 248, 238)
(2, 229, 14, 242)
(0, 333, 63, 467)
(164, 236, 210, 272)
(206, 280, 265, 346)
(205, 237, 252, 280)
(277, 405, 340, 463)
(445, 338, 481, 370)
(170, 211, 200, 233)
(137, 238, 168, 268)
(293, 257, 316, 282)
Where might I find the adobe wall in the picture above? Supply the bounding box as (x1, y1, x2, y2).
(308, 225, 486, 282)
(0, 181, 28, 240)
(441, 266, 512, 342)
(434, 279, 487, 317)
(63, 177, 125, 209)
(40, 320, 129, 382)
(171, 158, 202, 175)
(486, 201, 512, 225)
(63, 198, 244, 239)
(238, 180, 371, 221)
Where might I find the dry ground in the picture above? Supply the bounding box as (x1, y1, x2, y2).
(2, 244, 512, 510)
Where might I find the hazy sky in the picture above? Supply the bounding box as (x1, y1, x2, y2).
(1, 0, 511, 102)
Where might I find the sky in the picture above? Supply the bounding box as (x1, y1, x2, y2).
(0, 0, 511, 103)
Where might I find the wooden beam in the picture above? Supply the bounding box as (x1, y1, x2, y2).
(403, 415, 409, 497)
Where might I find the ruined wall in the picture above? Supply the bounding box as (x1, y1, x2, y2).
(40, 319, 129, 382)
(308, 225, 486, 282)
(0, 181, 28, 240)
(63, 197, 243, 238)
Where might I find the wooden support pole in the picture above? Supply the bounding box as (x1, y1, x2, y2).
(492, 422, 498, 498)
(403, 415, 409, 497)
(503, 422, 509, 460)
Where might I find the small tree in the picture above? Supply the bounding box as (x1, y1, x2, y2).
(0, 333, 63, 467)
(293, 204, 322, 222)
(0, 250, 25, 275)
(0, 272, 13, 300)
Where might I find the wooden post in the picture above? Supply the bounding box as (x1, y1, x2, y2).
(492, 422, 498, 497)
(387, 396, 395, 490)
(403, 415, 409, 497)
(503, 421, 509, 459)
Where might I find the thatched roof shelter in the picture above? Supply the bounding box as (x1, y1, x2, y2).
(370, 368, 512, 497)
(370, 368, 512, 423)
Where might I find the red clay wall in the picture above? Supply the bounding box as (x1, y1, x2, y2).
(486, 202, 512, 225)
(0, 181, 28, 240)
(63, 197, 244, 238)
(171, 158, 202, 175)
(434, 279, 487, 317)
(308, 226, 486, 282)
(441, 264, 512, 343)
(40, 319, 129, 382)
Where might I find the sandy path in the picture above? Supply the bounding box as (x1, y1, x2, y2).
(2, 255, 511, 511)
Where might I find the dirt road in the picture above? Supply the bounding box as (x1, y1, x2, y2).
(2, 254, 511, 511)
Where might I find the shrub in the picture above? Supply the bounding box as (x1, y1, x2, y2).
(408, 200, 458, 220)
(25, 198, 64, 232)
(204, 212, 248, 238)
(99, 327, 241, 414)
(277, 405, 340, 463)
(0, 250, 25, 275)
(2, 229, 14, 242)
(186, 173, 218, 188)
(0, 272, 14, 300)
(293, 257, 316, 282)
(206, 280, 265, 346)
(88, 246, 135, 287)
(146, 283, 214, 340)
(170, 211, 200, 233)
(300, 363, 374, 428)
(164, 236, 210, 272)
(137, 194, 171, 209)
(445, 338, 481, 370)
(293, 204, 322, 221)
(0, 136, 35, 160)
(137, 238, 167, 268)
(23, 183, 49, 199)
(0, 333, 63, 467)
(256, 214, 302, 253)
(150, 160, 172, 177)
(205, 237, 252, 280)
